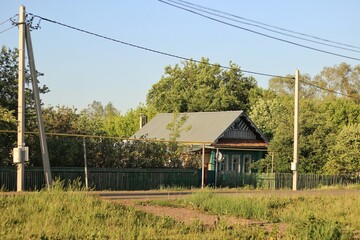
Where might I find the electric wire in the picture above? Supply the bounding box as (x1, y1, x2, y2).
(27, 13, 292, 80)
(170, 0, 360, 51)
(298, 79, 360, 100)
(25, 14, 359, 100)
(164, 0, 360, 54)
(0, 25, 17, 34)
(0, 14, 18, 34)
(158, 0, 360, 61)
(0, 130, 212, 144)
(0, 18, 11, 26)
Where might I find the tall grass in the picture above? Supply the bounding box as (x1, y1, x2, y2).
(149, 190, 359, 239)
(0, 190, 271, 239)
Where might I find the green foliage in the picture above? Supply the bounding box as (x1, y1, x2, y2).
(146, 58, 258, 113)
(21, 103, 163, 167)
(173, 190, 284, 221)
(0, 191, 269, 239)
(253, 63, 359, 173)
(250, 93, 294, 172)
(287, 215, 351, 240)
(51, 177, 88, 191)
(324, 124, 360, 174)
(1, 45, 359, 175)
(166, 112, 192, 141)
(314, 62, 360, 102)
(269, 73, 317, 98)
(0, 107, 15, 123)
(150, 190, 359, 238)
(79, 101, 157, 138)
(0, 46, 49, 166)
(112, 140, 168, 168)
(251, 87, 360, 173)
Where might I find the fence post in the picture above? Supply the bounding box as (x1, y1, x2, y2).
(83, 138, 89, 190)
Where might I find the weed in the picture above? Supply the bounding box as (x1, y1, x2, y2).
(287, 214, 354, 239)
(50, 177, 88, 191)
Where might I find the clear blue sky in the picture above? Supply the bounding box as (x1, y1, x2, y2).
(1, 1, 359, 113)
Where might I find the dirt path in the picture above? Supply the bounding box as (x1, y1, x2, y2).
(111, 199, 286, 233)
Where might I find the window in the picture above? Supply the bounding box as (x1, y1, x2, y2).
(244, 155, 252, 173)
(232, 155, 240, 172)
(219, 155, 228, 171)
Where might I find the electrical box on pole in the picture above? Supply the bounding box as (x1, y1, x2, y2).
(13, 147, 29, 164)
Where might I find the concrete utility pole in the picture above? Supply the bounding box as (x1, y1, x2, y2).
(25, 24, 53, 189)
(16, 5, 26, 192)
(292, 70, 300, 191)
(201, 143, 205, 189)
(83, 138, 89, 190)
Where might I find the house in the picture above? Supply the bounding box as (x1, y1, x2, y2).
(133, 111, 269, 174)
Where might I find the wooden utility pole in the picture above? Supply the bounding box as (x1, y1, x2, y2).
(292, 70, 300, 191)
(16, 5, 26, 192)
(25, 24, 53, 189)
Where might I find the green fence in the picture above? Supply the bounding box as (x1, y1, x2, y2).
(0, 167, 199, 191)
(219, 172, 360, 190)
(1, 167, 360, 191)
(218, 172, 276, 189)
(274, 173, 360, 189)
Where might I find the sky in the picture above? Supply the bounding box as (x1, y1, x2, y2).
(1, 1, 360, 113)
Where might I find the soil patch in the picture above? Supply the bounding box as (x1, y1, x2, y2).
(111, 199, 287, 233)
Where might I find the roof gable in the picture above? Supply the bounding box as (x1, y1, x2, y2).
(133, 111, 267, 145)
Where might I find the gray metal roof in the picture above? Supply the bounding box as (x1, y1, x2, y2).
(133, 110, 254, 143)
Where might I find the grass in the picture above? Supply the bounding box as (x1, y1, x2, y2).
(146, 189, 359, 239)
(1, 184, 359, 239)
(0, 189, 270, 239)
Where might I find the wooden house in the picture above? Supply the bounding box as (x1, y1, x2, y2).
(133, 111, 268, 173)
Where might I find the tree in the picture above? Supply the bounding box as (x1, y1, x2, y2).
(0, 107, 16, 123)
(146, 58, 258, 113)
(166, 112, 191, 141)
(0, 46, 49, 120)
(0, 107, 16, 165)
(268, 73, 317, 98)
(0, 46, 49, 165)
(114, 104, 157, 138)
(250, 92, 360, 173)
(323, 124, 360, 174)
(313, 63, 360, 102)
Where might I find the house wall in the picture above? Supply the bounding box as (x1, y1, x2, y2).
(209, 149, 265, 173)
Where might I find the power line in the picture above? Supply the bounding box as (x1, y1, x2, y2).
(0, 18, 11, 26)
(0, 130, 212, 144)
(299, 79, 360, 101)
(0, 25, 17, 34)
(164, 0, 360, 54)
(25, 13, 359, 100)
(28, 13, 292, 80)
(0, 14, 18, 26)
(171, 0, 360, 51)
(0, 14, 18, 34)
(158, 0, 360, 62)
